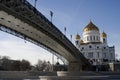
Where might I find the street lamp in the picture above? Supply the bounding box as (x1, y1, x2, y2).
(64, 27, 66, 36)
(50, 11, 53, 24)
(70, 34, 72, 42)
(34, 0, 37, 8)
(50, 11, 54, 71)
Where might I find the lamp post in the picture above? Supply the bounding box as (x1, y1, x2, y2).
(50, 11, 54, 71)
(70, 34, 72, 42)
(50, 11, 53, 24)
(64, 27, 66, 36)
(34, 0, 37, 8)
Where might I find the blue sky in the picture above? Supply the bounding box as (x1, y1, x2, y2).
(0, 0, 120, 65)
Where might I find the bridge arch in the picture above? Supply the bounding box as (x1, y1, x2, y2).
(0, 0, 90, 71)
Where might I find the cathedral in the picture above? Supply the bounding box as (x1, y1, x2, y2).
(75, 21, 115, 66)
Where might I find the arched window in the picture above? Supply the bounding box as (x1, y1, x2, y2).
(96, 36, 98, 40)
(93, 36, 95, 41)
(90, 36, 92, 41)
(111, 53, 113, 58)
(103, 38, 105, 43)
(97, 52, 99, 58)
(104, 53, 106, 58)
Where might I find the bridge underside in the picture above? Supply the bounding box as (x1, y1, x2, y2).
(0, 10, 76, 62)
(0, 0, 91, 71)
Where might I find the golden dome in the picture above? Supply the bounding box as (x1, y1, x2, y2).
(75, 34, 80, 39)
(83, 21, 99, 32)
(101, 31, 107, 37)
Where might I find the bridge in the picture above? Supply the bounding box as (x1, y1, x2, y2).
(0, 0, 90, 71)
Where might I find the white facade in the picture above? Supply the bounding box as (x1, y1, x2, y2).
(75, 21, 115, 65)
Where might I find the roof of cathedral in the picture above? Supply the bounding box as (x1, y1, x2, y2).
(75, 34, 80, 39)
(83, 21, 99, 32)
(101, 31, 107, 37)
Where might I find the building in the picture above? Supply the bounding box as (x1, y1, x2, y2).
(75, 21, 115, 67)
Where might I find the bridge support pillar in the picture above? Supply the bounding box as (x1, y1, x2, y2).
(68, 61, 83, 71)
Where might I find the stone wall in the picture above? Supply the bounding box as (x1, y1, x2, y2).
(0, 71, 57, 78)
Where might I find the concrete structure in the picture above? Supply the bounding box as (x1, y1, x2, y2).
(0, 0, 90, 71)
(75, 21, 115, 67)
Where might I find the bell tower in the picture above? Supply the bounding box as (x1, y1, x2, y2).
(75, 34, 80, 49)
(101, 31, 107, 44)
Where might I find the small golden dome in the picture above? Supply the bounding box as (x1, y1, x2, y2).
(101, 31, 107, 37)
(75, 34, 80, 39)
(83, 21, 99, 32)
(80, 40, 84, 43)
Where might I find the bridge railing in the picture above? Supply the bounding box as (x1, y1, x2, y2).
(0, 0, 73, 46)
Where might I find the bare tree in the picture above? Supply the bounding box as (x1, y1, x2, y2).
(36, 60, 50, 71)
(36, 60, 53, 72)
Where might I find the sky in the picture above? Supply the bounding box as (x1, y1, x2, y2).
(0, 0, 120, 65)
